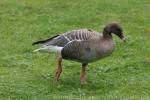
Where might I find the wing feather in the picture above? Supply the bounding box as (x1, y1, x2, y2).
(37, 29, 101, 47)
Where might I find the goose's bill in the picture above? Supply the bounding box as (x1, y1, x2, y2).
(119, 33, 126, 42)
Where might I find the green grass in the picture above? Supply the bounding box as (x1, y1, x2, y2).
(0, 0, 150, 99)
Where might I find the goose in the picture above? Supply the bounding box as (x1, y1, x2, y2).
(33, 22, 126, 84)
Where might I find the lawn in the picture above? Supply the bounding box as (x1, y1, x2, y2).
(0, 0, 150, 99)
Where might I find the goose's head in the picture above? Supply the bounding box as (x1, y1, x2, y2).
(103, 22, 126, 42)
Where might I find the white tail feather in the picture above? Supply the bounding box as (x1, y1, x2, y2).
(34, 45, 63, 53)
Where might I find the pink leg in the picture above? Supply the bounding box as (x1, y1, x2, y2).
(80, 63, 87, 84)
(55, 58, 62, 81)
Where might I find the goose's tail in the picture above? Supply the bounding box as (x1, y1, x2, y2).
(32, 35, 59, 45)
(34, 45, 63, 53)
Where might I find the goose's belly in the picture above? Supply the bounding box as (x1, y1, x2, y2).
(81, 48, 114, 63)
(69, 44, 115, 63)
(62, 39, 115, 64)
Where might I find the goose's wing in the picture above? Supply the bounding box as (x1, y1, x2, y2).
(61, 40, 100, 63)
(42, 29, 101, 47)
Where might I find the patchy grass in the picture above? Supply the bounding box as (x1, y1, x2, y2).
(0, 0, 150, 99)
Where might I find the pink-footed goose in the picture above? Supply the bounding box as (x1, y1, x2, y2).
(33, 22, 126, 84)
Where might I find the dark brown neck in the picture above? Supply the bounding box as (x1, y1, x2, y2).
(103, 31, 112, 39)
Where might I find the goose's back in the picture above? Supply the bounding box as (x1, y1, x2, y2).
(43, 29, 101, 47)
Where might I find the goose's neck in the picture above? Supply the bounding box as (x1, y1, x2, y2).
(102, 31, 112, 40)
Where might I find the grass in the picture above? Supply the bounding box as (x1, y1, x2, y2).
(0, 0, 150, 99)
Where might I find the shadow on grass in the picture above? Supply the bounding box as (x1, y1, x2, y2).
(35, 60, 150, 95)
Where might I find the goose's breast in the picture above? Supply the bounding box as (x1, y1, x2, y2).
(98, 40, 115, 57)
(79, 41, 115, 63)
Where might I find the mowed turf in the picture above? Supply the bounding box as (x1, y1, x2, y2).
(0, 0, 150, 99)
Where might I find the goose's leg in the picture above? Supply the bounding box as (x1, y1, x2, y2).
(80, 63, 87, 84)
(55, 57, 62, 81)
